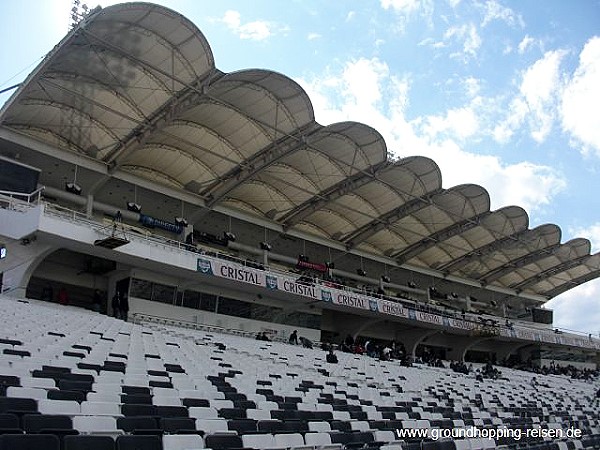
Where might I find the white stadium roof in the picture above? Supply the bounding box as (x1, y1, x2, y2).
(1, 2, 599, 300)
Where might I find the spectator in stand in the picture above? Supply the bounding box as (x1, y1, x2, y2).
(381, 346, 392, 361)
(92, 289, 102, 313)
(58, 287, 69, 305)
(300, 336, 313, 349)
(111, 292, 121, 319)
(594, 387, 600, 406)
(288, 330, 299, 345)
(344, 334, 354, 348)
(41, 283, 53, 302)
(326, 348, 338, 364)
(120, 292, 129, 322)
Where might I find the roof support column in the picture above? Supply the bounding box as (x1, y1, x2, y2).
(494, 343, 537, 363)
(0, 240, 56, 298)
(86, 194, 94, 219)
(394, 328, 439, 359)
(447, 336, 495, 363)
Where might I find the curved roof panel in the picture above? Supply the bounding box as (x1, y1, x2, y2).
(0, 2, 214, 160)
(1, 2, 599, 300)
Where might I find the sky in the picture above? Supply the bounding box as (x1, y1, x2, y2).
(1, 0, 599, 335)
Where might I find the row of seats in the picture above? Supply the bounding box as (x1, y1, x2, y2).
(0, 295, 598, 450)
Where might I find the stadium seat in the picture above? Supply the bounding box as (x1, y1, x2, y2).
(160, 417, 196, 433)
(274, 432, 305, 448)
(81, 401, 122, 416)
(22, 414, 73, 433)
(38, 399, 81, 415)
(73, 415, 119, 434)
(63, 435, 116, 450)
(195, 418, 229, 433)
(189, 407, 218, 419)
(117, 416, 160, 434)
(242, 433, 277, 449)
(163, 434, 204, 450)
(115, 434, 162, 450)
(47, 389, 86, 403)
(0, 397, 38, 415)
(204, 433, 243, 450)
(0, 433, 60, 450)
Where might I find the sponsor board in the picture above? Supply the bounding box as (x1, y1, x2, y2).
(193, 254, 600, 350)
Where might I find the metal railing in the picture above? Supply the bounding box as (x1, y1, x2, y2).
(38, 200, 598, 346)
(0, 187, 44, 211)
(131, 311, 259, 340)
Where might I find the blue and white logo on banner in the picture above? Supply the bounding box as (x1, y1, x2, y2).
(321, 290, 333, 302)
(369, 299, 379, 312)
(408, 309, 416, 320)
(266, 275, 278, 290)
(197, 258, 213, 275)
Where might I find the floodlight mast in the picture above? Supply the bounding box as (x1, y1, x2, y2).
(69, 0, 90, 30)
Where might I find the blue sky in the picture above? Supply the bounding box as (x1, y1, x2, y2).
(1, 0, 599, 335)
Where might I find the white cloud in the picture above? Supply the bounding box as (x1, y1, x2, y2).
(408, 139, 565, 211)
(520, 50, 565, 142)
(517, 35, 535, 54)
(547, 279, 600, 335)
(481, 0, 523, 28)
(464, 77, 481, 97)
(569, 222, 600, 252)
(380, 0, 433, 32)
(221, 10, 276, 41)
(546, 221, 600, 335)
(307, 33, 321, 41)
(380, 0, 421, 14)
(422, 107, 479, 141)
(494, 49, 566, 144)
(560, 36, 600, 157)
(346, 11, 356, 22)
(296, 58, 566, 214)
(444, 24, 482, 61)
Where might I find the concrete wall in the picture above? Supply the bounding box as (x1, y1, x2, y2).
(129, 296, 320, 342)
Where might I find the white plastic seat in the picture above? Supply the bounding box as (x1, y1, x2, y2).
(163, 434, 205, 450)
(331, 411, 350, 420)
(20, 377, 56, 389)
(195, 418, 229, 433)
(373, 430, 396, 443)
(153, 387, 179, 397)
(305, 433, 332, 446)
(80, 401, 122, 416)
(242, 433, 277, 449)
(454, 440, 471, 450)
(257, 400, 279, 411)
(189, 407, 218, 419)
(87, 392, 121, 403)
(38, 399, 81, 415)
(308, 422, 331, 432)
(209, 399, 234, 409)
(350, 421, 370, 431)
(274, 433, 305, 448)
(73, 415, 119, 434)
(247, 409, 272, 420)
(6, 386, 48, 401)
(153, 396, 182, 406)
(179, 389, 208, 399)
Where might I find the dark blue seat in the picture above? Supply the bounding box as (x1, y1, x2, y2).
(64, 435, 116, 450)
(0, 433, 60, 450)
